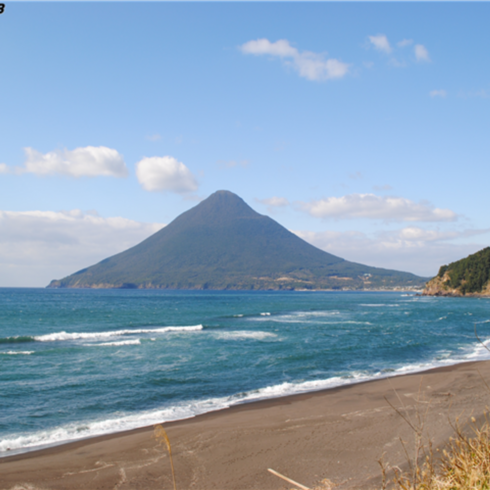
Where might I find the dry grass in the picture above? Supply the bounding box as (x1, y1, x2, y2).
(439, 417, 490, 489)
(378, 327, 490, 490)
(153, 424, 177, 490)
(378, 414, 490, 490)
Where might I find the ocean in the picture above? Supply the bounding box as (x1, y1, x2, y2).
(1, 288, 490, 457)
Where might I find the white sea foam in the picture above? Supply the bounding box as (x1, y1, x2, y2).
(3, 343, 490, 457)
(34, 325, 203, 342)
(214, 331, 277, 341)
(90, 339, 142, 347)
(287, 311, 340, 318)
(0, 376, 371, 455)
(260, 312, 271, 316)
(0, 350, 34, 355)
(339, 320, 372, 325)
(262, 310, 341, 323)
(464, 338, 490, 360)
(287, 320, 371, 326)
(0, 360, 460, 455)
(0, 396, 234, 455)
(360, 304, 400, 307)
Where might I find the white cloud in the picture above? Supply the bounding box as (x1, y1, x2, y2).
(368, 34, 392, 54)
(256, 196, 290, 213)
(367, 37, 431, 67)
(388, 58, 407, 68)
(146, 134, 162, 142)
(292, 227, 490, 277)
(462, 89, 489, 99)
(397, 227, 457, 242)
(349, 171, 364, 181)
(430, 89, 447, 98)
(0, 210, 164, 287)
(398, 39, 414, 48)
(136, 156, 198, 193)
(472, 89, 489, 98)
(0, 163, 9, 174)
(241, 38, 297, 58)
(297, 194, 457, 222)
(414, 44, 430, 62)
(17, 146, 128, 178)
(263, 197, 289, 207)
(240, 38, 349, 82)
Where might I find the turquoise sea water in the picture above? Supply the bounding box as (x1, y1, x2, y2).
(1, 288, 490, 456)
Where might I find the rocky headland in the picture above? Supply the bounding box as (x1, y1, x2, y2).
(423, 247, 490, 297)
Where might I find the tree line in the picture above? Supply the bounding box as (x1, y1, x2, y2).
(437, 247, 490, 294)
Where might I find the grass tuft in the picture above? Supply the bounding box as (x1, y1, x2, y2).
(379, 414, 490, 490)
(153, 424, 177, 490)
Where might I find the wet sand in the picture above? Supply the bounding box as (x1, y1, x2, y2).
(2, 360, 490, 490)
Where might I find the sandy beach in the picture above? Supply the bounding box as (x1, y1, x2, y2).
(2, 360, 490, 490)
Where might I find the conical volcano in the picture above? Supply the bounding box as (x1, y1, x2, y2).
(48, 190, 424, 290)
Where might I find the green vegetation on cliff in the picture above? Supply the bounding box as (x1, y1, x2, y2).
(48, 190, 425, 290)
(435, 247, 490, 295)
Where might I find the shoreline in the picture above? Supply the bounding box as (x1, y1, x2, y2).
(0, 355, 476, 460)
(3, 359, 490, 489)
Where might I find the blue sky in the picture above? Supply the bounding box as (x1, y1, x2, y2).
(1, 2, 489, 287)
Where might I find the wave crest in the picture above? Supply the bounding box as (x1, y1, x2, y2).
(35, 325, 203, 342)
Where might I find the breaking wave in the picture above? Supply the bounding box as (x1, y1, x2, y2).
(0, 325, 203, 345)
(35, 325, 203, 342)
(213, 331, 277, 341)
(0, 350, 34, 355)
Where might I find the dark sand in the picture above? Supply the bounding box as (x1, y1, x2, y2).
(2, 360, 490, 490)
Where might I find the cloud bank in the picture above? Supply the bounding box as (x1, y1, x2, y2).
(293, 227, 489, 277)
(298, 194, 457, 222)
(240, 38, 349, 82)
(256, 196, 290, 213)
(136, 156, 198, 193)
(0, 210, 164, 287)
(16, 146, 128, 178)
(256, 196, 290, 208)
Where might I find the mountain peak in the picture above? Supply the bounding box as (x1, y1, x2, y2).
(174, 190, 260, 228)
(200, 190, 255, 211)
(208, 190, 241, 199)
(48, 191, 424, 290)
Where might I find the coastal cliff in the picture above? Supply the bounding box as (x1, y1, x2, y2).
(423, 247, 490, 297)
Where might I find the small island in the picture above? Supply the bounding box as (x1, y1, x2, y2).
(423, 247, 490, 297)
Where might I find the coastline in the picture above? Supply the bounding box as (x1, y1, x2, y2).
(3, 360, 490, 490)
